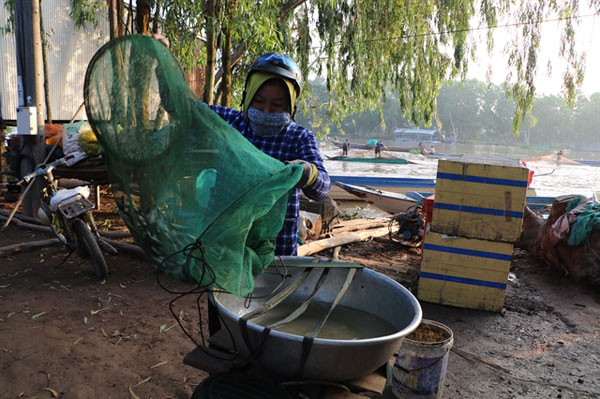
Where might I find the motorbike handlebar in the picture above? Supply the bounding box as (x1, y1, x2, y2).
(20, 154, 76, 185)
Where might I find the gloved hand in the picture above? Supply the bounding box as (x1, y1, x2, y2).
(289, 159, 318, 189)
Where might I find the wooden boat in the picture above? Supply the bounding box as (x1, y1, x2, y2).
(329, 175, 437, 200)
(335, 181, 554, 214)
(330, 139, 416, 153)
(334, 182, 422, 213)
(325, 155, 412, 164)
(573, 159, 600, 166)
(423, 152, 461, 159)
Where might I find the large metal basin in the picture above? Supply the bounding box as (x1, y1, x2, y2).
(211, 256, 422, 381)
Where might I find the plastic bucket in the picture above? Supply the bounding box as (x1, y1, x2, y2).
(391, 319, 453, 399)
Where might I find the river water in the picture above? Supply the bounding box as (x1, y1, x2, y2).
(320, 141, 600, 198)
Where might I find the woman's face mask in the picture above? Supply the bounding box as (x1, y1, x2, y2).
(247, 106, 291, 137)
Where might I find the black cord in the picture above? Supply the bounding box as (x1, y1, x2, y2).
(154, 240, 294, 363)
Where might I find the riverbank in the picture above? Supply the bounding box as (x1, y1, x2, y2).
(1, 193, 599, 398)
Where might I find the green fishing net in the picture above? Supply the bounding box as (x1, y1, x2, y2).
(83, 35, 303, 296)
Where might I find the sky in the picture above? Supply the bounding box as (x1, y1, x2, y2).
(467, 12, 600, 97)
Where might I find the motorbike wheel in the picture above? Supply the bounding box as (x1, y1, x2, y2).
(73, 218, 109, 278)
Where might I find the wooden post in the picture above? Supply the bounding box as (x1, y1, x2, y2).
(14, 0, 46, 216)
(0, 93, 5, 183)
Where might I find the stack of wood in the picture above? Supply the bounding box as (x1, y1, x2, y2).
(298, 217, 395, 256)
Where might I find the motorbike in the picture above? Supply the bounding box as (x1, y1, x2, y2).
(18, 155, 110, 278)
(388, 207, 425, 248)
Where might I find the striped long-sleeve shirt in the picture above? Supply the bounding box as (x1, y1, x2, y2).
(208, 105, 330, 255)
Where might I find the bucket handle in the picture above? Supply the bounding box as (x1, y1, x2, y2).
(395, 347, 450, 373)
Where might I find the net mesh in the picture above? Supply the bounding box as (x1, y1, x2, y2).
(84, 35, 302, 296)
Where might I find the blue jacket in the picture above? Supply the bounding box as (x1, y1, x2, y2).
(208, 105, 330, 255)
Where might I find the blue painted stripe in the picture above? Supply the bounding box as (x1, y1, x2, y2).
(434, 202, 523, 218)
(436, 172, 527, 188)
(424, 243, 512, 261)
(420, 271, 507, 289)
(329, 175, 436, 188)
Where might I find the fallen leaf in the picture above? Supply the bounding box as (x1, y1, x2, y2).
(32, 312, 47, 320)
(149, 360, 168, 369)
(120, 283, 127, 289)
(128, 383, 140, 399)
(159, 324, 167, 334)
(0, 348, 8, 352)
(90, 308, 108, 315)
(0, 284, 10, 288)
(41, 387, 59, 398)
(83, 317, 88, 324)
(134, 376, 152, 387)
(101, 328, 108, 337)
(73, 337, 83, 345)
(163, 323, 178, 333)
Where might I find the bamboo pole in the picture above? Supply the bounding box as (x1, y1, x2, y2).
(298, 225, 396, 257)
(330, 219, 388, 234)
(0, 214, 131, 238)
(0, 238, 60, 256)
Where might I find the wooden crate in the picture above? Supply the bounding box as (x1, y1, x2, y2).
(431, 159, 529, 243)
(417, 231, 514, 312)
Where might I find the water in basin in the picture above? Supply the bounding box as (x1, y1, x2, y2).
(249, 302, 398, 340)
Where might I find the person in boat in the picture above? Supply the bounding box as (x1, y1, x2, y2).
(342, 139, 350, 157)
(429, 145, 436, 155)
(418, 142, 427, 155)
(205, 52, 331, 256)
(374, 140, 387, 158)
(555, 149, 564, 166)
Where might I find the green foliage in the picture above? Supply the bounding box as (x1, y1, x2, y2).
(58, 0, 600, 136)
(70, 0, 105, 29)
(299, 77, 600, 148)
(1, 0, 14, 34)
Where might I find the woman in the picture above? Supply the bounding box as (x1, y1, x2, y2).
(207, 52, 330, 256)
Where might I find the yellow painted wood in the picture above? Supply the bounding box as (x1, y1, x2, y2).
(424, 231, 514, 254)
(431, 210, 524, 243)
(417, 232, 513, 312)
(433, 181, 527, 208)
(418, 278, 506, 312)
(437, 160, 530, 181)
(421, 255, 509, 283)
(432, 159, 529, 242)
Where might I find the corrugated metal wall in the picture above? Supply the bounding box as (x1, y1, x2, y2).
(0, 1, 110, 121)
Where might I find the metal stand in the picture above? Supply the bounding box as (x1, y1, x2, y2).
(183, 327, 391, 399)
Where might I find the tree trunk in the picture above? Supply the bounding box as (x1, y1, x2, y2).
(128, 0, 134, 34)
(203, 0, 217, 105)
(117, 0, 124, 36)
(214, 44, 247, 89)
(152, 0, 162, 33)
(135, 0, 151, 34)
(108, 0, 118, 39)
(220, 27, 232, 107)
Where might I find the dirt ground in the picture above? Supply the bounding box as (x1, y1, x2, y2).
(1, 191, 599, 399)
